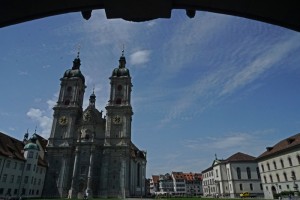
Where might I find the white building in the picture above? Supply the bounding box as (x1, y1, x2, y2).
(0, 132, 47, 199)
(202, 152, 263, 198)
(256, 133, 300, 199)
(171, 172, 186, 195)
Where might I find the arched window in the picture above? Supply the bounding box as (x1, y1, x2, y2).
(264, 176, 267, 183)
(261, 164, 265, 172)
(116, 98, 122, 104)
(256, 167, 260, 179)
(283, 172, 288, 181)
(267, 162, 270, 170)
(276, 173, 280, 182)
(246, 167, 251, 179)
(297, 155, 300, 165)
(250, 183, 253, 191)
(291, 171, 296, 180)
(280, 159, 284, 168)
(273, 161, 277, 169)
(288, 157, 293, 166)
(64, 99, 70, 105)
(269, 175, 273, 183)
(137, 163, 141, 186)
(237, 167, 241, 179)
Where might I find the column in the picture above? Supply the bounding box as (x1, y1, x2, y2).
(68, 147, 80, 199)
(86, 145, 95, 197)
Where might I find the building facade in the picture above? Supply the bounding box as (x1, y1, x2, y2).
(202, 152, 263, 198)
(0, 132, 48, 199)
(42, 52, 147, 198)
(256, 133, 300, 199)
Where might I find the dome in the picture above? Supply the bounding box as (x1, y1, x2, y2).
(63, 57, 85, 83)
(24, 142, 40, 151)
(112, 55, 130, 77)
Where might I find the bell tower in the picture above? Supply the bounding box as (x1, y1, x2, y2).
(48, 53, 86, 147)
(105, 50, 133, 146)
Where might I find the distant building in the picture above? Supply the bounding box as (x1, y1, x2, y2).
(149, 171, 202, 196)
(150, 175, 159, 194)
(256, 133, 300, 199)
(183, 172, 203, 196)
(0, 131, 47, 199)
(172, 172, 186, 195)
(159, 173, 174, 194)
(42, 52, 147, 199)
(202, 152, 263, 198)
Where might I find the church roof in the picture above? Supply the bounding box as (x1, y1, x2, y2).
(225, 152, 256, 162)
(256, 133, 300, 160)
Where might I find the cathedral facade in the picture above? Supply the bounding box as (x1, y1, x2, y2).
(42, 52, 147, 199)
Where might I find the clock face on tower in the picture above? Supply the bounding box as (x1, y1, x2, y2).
(112, 115, 122, 124)
(59, 116, 68, 125)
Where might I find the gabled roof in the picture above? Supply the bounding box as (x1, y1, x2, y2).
(172, 171, 184, 179)
(225, 152, 256, 162)
(257, 133, 300, 160)
(0, 132, 25, 161)
(0, 131, 48, 167)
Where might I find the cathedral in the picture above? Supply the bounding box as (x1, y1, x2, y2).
(42, 52, 147, 199)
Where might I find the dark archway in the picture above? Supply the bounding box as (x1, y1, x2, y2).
(1, 0, 300, 32)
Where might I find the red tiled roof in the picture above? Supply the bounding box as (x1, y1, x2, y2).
(152, 175, 159, 183)
(0, 131, 48, 167)
(0, 132, 25, 161)
(257, 133, 300, 160)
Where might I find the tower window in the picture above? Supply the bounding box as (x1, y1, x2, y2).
(117, 85, 122, 91)
(116, 98, 122, 104)
(67, 86, 72, 92)
(64, 99, 70, 105)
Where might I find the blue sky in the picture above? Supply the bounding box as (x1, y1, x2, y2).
(1, 10, 300, 178)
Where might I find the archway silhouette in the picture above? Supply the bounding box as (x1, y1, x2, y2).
(1, 0, 300, 32)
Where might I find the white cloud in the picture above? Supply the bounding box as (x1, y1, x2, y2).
(130, 50, 151, 66)
(18, 71, 28, 76)
(26, 108, 52, 138)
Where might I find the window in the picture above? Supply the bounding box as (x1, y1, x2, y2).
(260, 184, 263, 190)
(19, 163, 24, 170)
(270, 175, 273, 183)
(287, 185, 290, 189)
(227, 168, 231, 179)
(280, 159, 284, 168)
(246, 167, 251, 179)
(6, 160, 11, 168)
(10, 175, 14, 183)
(288, 157, 293, 166)
(33, 164, 36, 171)
(116, 98, 122, 104)
(216, 169, 219, 177)
(14, 189, 18, 195)
(297, 155, 300, 164)
(237, 167, 241, 179)
(239, 184, 243, 191)
(28, 151, 33, 158)
(267, 162, 270, 170)
(64, 99, 70, 105)
(291, 171, 296, 180)
(2, 174, 7, 182)
(80, 166, 86, 175)
(264, 176, 267, 183)
(256, 167, 260, 179)
(26, 164, 31, 171)
(117, 85, 122, 91)
(250, 183, 253, 191)
(24, 176, 28, 184)
(273, 161, 277, 169)
(283, 172, 287, 181)
(261, 164, 265, 172)
(13, 162, 17, 169)
(276, 174, 280, 182)
(17, 176, 21, 184)
(0, 188, 3, 195)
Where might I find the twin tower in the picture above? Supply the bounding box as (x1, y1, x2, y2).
(42, 52, 147, 198)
